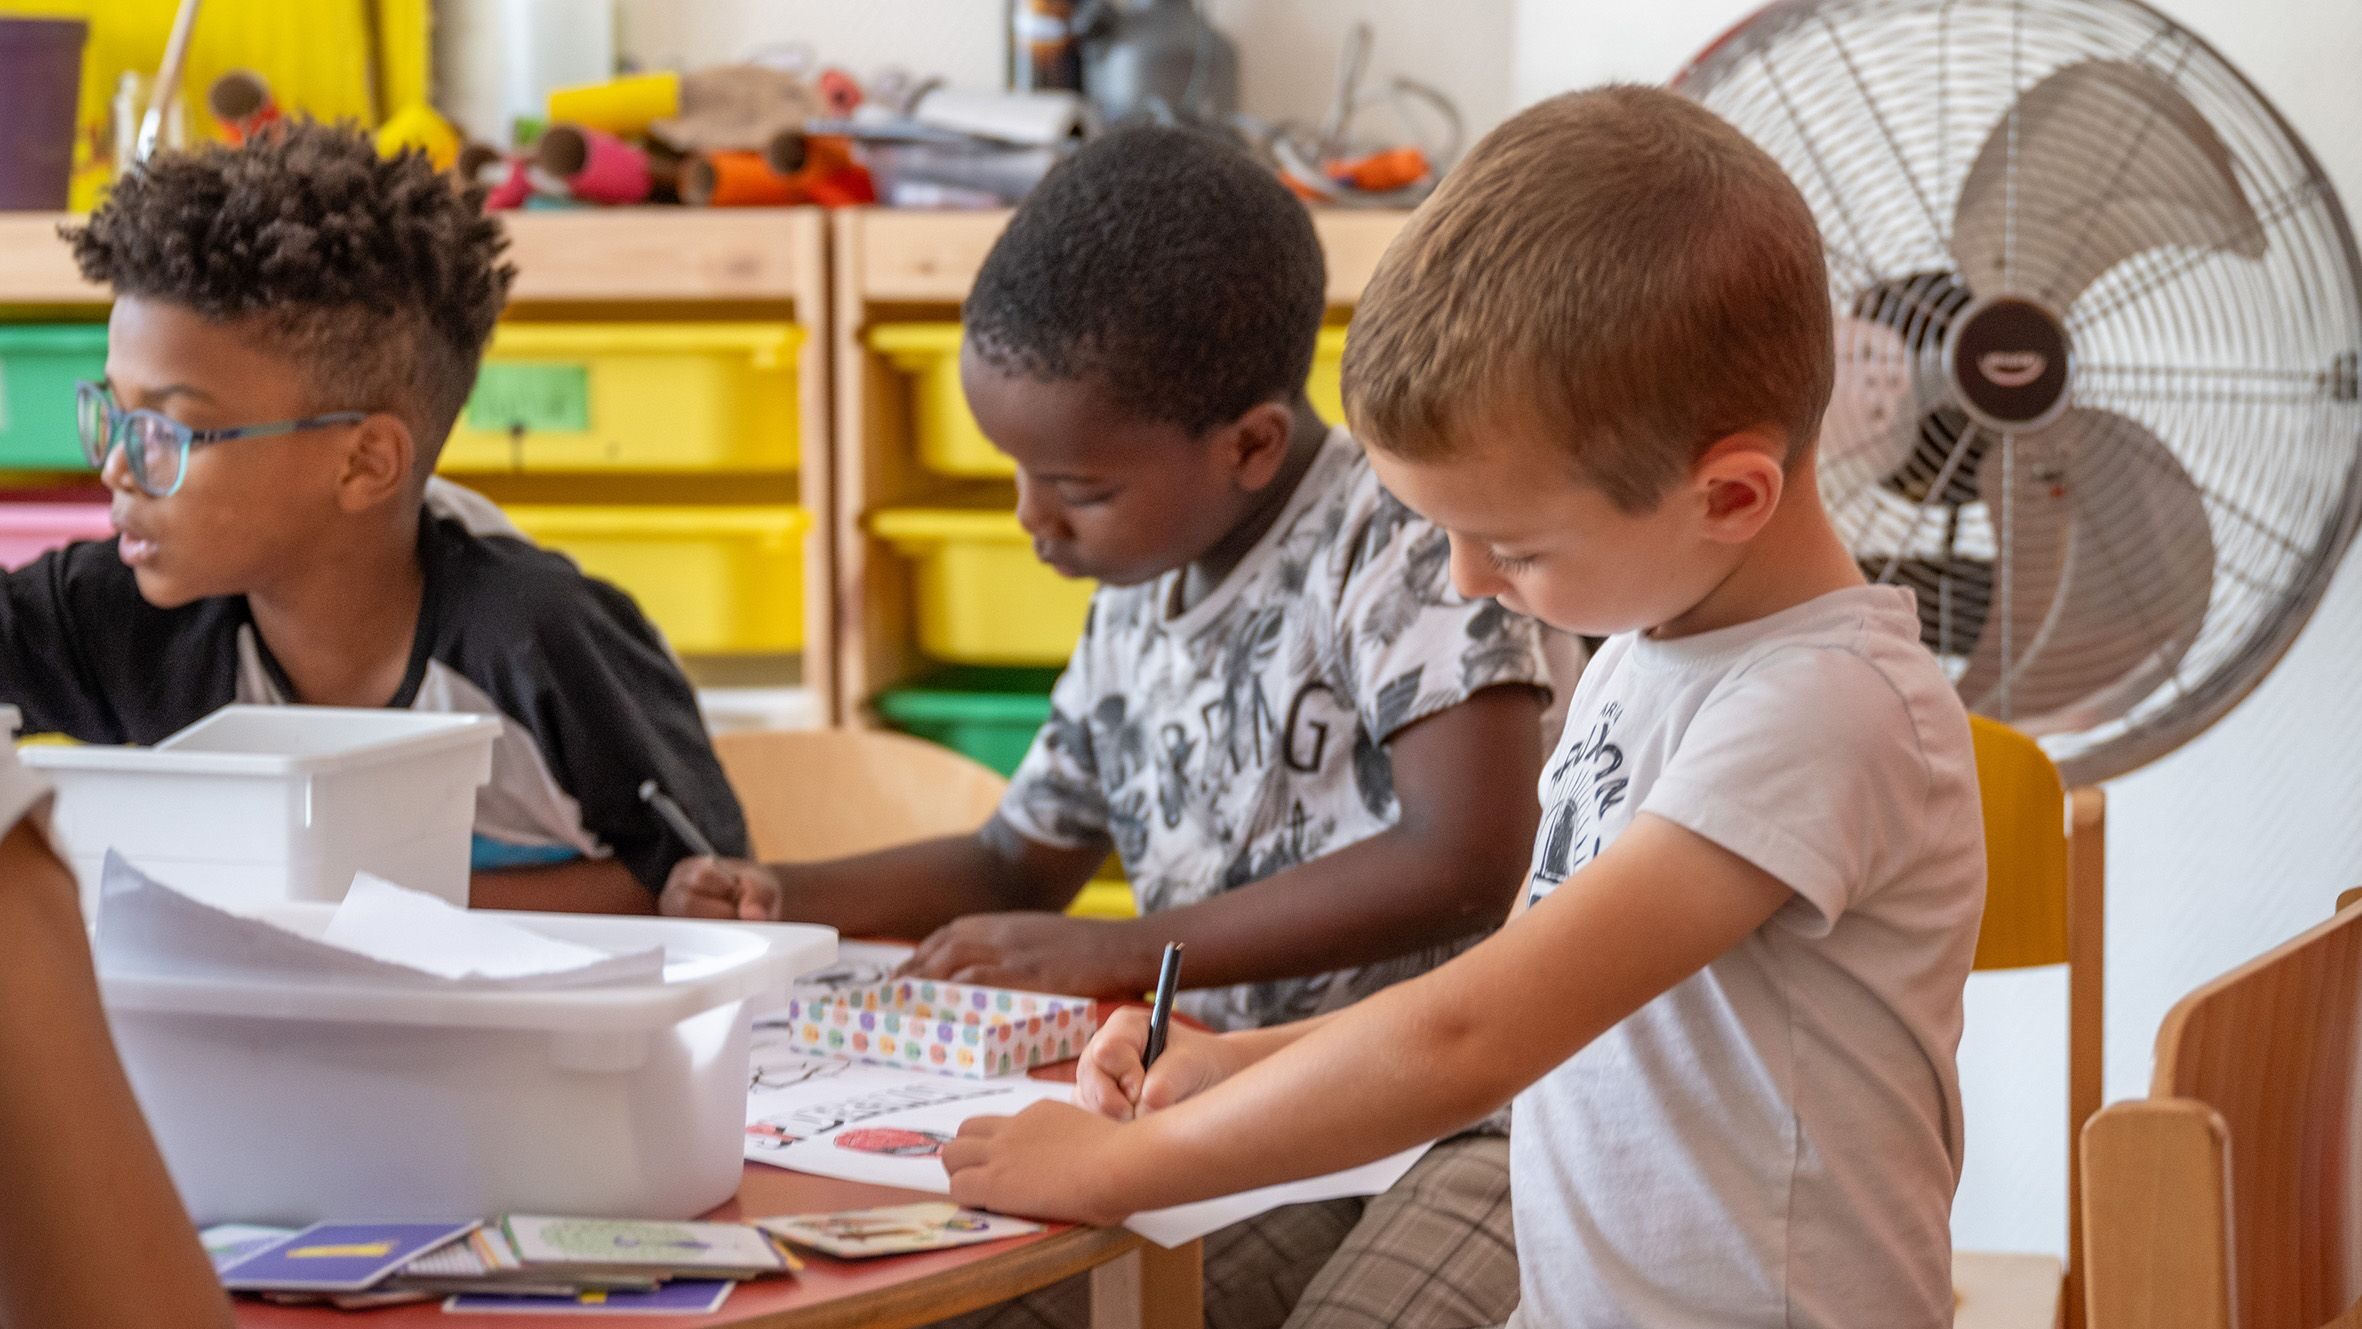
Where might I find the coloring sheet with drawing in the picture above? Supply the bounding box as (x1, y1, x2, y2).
(744, 1000, 1434, 1246)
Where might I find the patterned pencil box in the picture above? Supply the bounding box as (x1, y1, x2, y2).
(778, 979, 1099, 1079)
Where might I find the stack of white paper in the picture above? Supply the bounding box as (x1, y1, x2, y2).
(94, 855, 665, 990)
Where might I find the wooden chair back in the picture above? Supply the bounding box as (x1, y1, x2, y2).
(2081, 889, 2362, 1329)
(714, 728, 1008, 863)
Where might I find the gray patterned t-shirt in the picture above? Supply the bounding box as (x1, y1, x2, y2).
(998, 428, 1561, 1031)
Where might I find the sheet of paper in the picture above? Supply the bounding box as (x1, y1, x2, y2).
(1119, 1143, 1433, 1247)
(321, 873, 662, 987)
(742, 1041, 1432, 1246)
(743, 1043, 1070, 1187)
(93, 855, 660, 990)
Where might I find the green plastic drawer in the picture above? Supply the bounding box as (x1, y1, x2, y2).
(874, 667, 1061, 776)
(0, 325, 107, 470)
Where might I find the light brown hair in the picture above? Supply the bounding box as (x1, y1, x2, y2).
(1342, 85, 1834, 512)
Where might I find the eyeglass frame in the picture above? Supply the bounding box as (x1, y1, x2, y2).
(76, 380, 370, 498)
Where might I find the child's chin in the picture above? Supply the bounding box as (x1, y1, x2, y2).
(128, 565, 207, 610)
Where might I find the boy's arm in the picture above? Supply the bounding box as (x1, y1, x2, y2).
(0, 545, 147, 742)
(473, 858, 658, 914)
(899, 684, 1547, 997)
(943, 813, 1792, 1222)
(666, 817, 1110, 936)
(0, 821, 232, 1329)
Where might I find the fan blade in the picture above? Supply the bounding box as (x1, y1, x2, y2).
(1959, 408, 2215, 730)
(1956, 427, 2074, 711)
(1822, 313, 1921, 495)
(1950, 59, 2265, 307)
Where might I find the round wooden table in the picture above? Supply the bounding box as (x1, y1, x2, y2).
(231, 1164, 1204, 1329)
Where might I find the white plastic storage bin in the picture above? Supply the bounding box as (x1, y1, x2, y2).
(24, 707, 498, 914)
(101, 908, 835, 1225)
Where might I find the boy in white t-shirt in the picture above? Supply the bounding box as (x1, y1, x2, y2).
(0, 742, 230, 1326)
(941, 86, 1988, 1328)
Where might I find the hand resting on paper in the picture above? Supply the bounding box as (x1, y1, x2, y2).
(661, 855, 783, 921)
(1075, 1006, 1241, 1121)
(898, 912, 1160, 997)
(943, 1101, 1139, 1226)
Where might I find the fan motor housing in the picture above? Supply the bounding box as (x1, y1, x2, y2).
(1948, 296, 2073, 432)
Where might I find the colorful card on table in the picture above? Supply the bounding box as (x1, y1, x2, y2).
(446, 1280, 735, 1315)
(500, 1216, 785, 1278)
(757, 1203, 1043, 1258)
(217, 1221, 479, 1292)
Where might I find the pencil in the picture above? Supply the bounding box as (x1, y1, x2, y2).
(1142, 942, 1184, 1071)
(638, 779, 718, 858)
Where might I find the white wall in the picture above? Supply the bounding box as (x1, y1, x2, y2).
(611, 0, 1518, 145)
(1515, 0, 2362, 1257)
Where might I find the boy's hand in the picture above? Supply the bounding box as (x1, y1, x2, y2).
(1075, 1007, 1236, 1121)
(901, 913, 1151, 996)
(659, 856, 781, 921)
(943, 1102, 1137, 1226)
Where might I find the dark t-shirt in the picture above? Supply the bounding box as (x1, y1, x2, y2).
(0, 511, 749, 892)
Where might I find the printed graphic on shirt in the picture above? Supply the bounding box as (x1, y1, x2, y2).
(1529, 699, 1629, 903)
(998, 430, 1559, 1032)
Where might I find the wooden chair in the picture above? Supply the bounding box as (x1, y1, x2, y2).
(1955, 717, 2109, 1329)
(714, 727, 1008, 862)
(2079, 888, 2362, 1329)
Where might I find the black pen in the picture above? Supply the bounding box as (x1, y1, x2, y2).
(639, 778, 718, 859)
(1142, 942, 1184, 1071)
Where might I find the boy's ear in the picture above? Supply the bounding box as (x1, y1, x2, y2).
(334, 412, 419, 513)
(1692, 430, 1787, 543)
(1219, 400, 1299, 492)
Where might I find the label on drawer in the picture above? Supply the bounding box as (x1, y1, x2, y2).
(466, 363, 591, 434)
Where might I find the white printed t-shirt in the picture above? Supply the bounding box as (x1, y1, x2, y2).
(999, 427, 1565, 1032)
(1509, 585, 1985, 1329)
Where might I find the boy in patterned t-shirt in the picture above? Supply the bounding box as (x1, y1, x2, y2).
(663, 126, 1572, 1328)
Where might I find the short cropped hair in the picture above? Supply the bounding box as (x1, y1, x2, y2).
(1343, 85, 1834, 512)
(65, 120, 513, 465)
(964, 124, 1326, 436)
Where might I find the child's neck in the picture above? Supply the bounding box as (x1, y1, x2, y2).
(1177, 403, 1329, 612)
(245, 510, 426, 708)
(1651, 471, 1867, 640)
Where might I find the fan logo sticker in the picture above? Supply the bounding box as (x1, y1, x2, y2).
(1978, 350, 2048, 387)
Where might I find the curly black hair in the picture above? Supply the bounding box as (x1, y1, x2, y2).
(964, 125, 1325, 436)
(64, 120, 514, 465)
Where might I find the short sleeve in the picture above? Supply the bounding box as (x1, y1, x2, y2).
(1641, 646, 1931, 931)
(1333, 494, 1555, 743)
(996, 609, 1111, 851)
(491, 578, 751, 892)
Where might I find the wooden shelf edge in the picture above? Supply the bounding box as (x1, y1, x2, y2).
(0, 207, 827, 306)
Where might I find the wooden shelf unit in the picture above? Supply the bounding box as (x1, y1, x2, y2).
(829, 206, 1410, 726)
(0, 207, 838, 721)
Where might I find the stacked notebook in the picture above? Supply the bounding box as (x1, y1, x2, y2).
(208, 1215, 793, 1312)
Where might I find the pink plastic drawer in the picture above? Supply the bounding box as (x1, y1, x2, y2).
(0, 496, 113, 571)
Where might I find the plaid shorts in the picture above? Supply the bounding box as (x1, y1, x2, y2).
(931, 1133, 1518, 1329)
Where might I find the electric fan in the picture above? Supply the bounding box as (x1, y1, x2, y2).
(1677, 0, 2362, 782)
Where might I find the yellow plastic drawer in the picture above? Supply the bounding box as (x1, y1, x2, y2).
(444, 323, 802, 474)
(504, 504, 809, 655)
(1068, 880, 1137, 920)
(873, 323, 1348, 479)
(872, 506, 1095, 665)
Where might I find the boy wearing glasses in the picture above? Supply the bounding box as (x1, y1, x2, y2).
(0, 122, 748, 914)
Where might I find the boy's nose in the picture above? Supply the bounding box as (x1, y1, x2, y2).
(1446, 534, 1509, 602)
(97, 440, 140, 495)
(1013, 473, 1070, 543)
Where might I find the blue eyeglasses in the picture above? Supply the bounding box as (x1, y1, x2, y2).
(76, 381, 368, 498)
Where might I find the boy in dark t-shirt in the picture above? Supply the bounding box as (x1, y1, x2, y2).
(0, 122, 744, 912)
